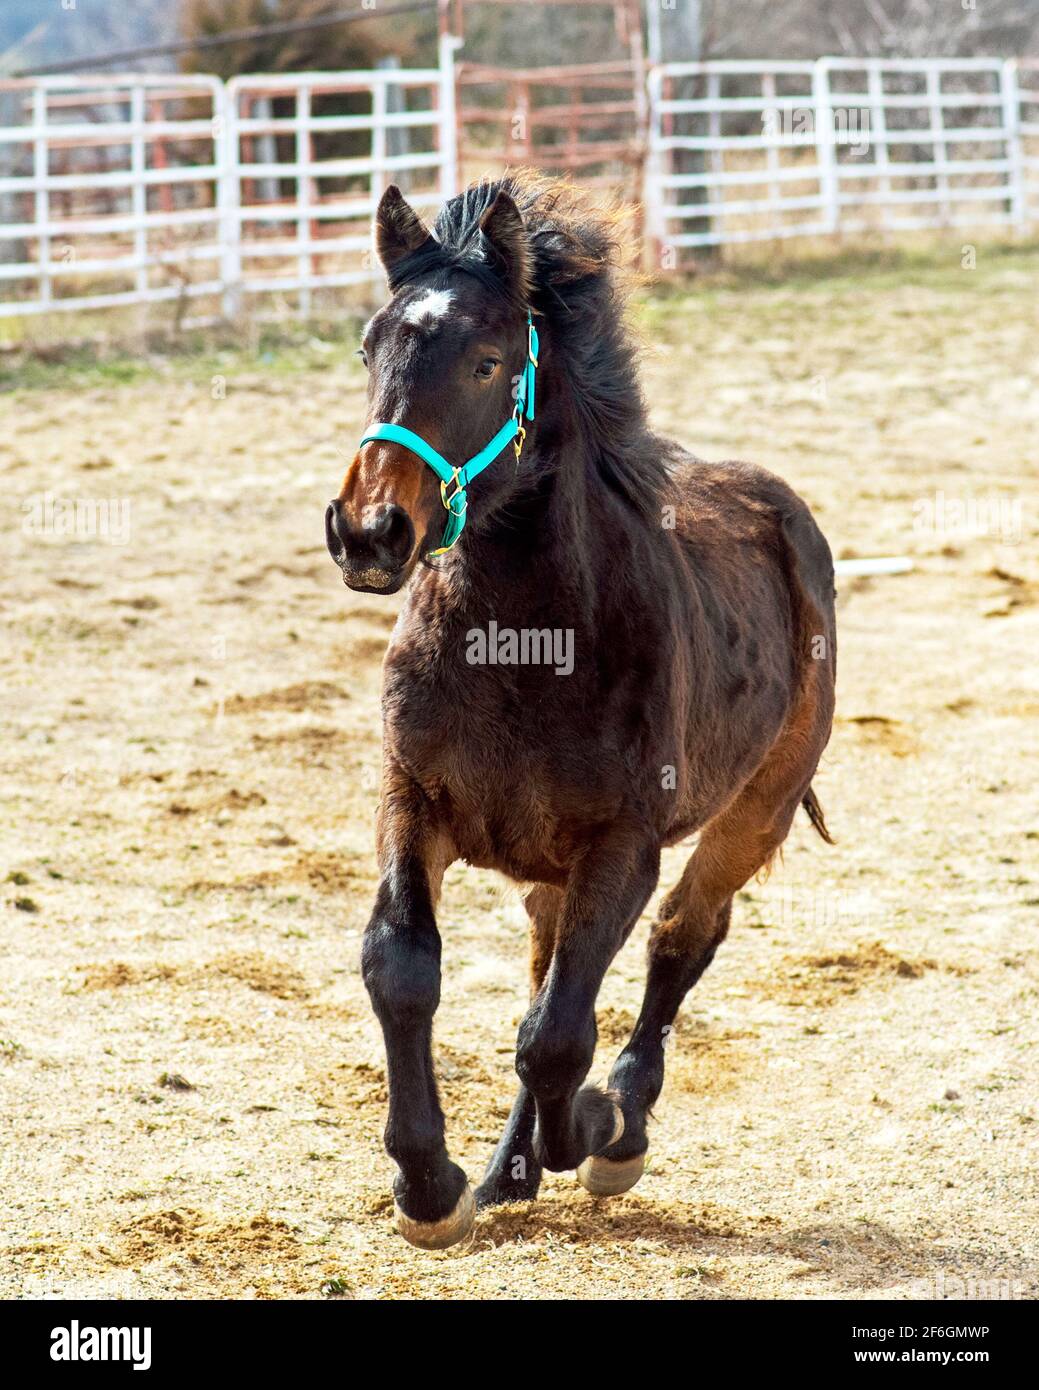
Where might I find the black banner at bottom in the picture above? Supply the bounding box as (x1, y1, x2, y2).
(1, 1297, 1029, 1376)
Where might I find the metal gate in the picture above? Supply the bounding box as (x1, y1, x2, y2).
(224, 34, 458, 318)
(645, 57, 1038, 267)
(0, 37, 458, 321)
(0, 73, 225, 319)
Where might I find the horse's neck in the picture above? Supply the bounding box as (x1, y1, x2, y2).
(437, 358, 648, 621)
(451, 439, 604, 618)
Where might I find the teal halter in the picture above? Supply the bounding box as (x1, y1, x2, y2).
(358, 311, 539, 557)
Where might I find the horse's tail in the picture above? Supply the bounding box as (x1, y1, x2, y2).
(802, 785, 835, 844)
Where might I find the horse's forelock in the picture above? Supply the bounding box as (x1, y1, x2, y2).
(385, 239, 521, 311)
(387, 174, 624, 310)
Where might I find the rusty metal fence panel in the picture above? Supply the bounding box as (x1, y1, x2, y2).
(457, 59, 643, 198)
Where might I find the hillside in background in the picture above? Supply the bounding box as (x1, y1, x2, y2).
(1, 0, 1036, 78)
(0, 0, 176, 72)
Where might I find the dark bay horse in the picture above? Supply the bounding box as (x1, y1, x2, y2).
(325, 172, 836, 1249)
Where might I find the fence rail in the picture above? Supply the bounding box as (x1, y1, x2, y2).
(1, 48, 1037, 320)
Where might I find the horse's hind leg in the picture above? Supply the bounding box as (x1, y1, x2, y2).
(585, 771, 809, 1195)
(516, 828, 661, 1176)
(475, 884, 560, 1209)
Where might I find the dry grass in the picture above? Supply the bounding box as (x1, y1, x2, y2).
(1, 244, 1037, 1299)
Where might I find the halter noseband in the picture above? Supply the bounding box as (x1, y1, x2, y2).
(358, 311, 539, 557)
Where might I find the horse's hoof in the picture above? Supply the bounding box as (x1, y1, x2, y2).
(576, 1103, 644, 1195)
(394, 1184, 476, 1250)
(576, 1151, 646, 1196)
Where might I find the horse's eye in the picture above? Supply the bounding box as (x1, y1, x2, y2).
(357, 348, 369, 369)
(475, 357, 500, 380)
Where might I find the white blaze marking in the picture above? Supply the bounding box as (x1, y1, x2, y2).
(402, 289, 453, 327)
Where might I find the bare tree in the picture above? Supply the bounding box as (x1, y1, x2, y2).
(696, 0, 1039, 59)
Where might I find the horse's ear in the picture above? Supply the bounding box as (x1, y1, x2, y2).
(479, 191, 532, 301)
(375, 185, 434, 274)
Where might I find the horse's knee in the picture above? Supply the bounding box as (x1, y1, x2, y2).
(361, 904, 441, 1024)
(515, 1005, 596, 1100)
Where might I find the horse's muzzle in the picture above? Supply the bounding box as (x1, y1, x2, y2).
(325, 497, 415, 593)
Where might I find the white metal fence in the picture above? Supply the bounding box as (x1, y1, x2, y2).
(646, 57, 1039, 263)
(1, 48, 1037, 320)
(225, 41, 457, 319)
(0, 73, 225, 318)
(0, 35, 458, 321)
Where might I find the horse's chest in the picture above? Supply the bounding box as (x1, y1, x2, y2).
(384, 664, 619, 877)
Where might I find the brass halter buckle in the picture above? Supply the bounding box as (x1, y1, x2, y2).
(513, 424, 526, 462)
(440, 468, 466, 514)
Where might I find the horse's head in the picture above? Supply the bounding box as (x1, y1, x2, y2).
(326, 184, 535, 594)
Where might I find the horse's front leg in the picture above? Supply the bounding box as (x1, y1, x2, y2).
(361, 785, 472, 1249)
(515, 829, 660, 1174)
(475, 884, 561, 1209)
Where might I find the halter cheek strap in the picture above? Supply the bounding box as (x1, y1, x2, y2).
(358, 311, 539, 557)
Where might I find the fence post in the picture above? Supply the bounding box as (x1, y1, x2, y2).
(438, 29, 461, 201)
(641, 64, 664, 271)
(372, 76, 388, 208)
(1001, 58, 1026, 229)
(218, 80, 241, 321)
(813, 58, 838, 235)
(296, 86, 312, 319)
(926, 65, 950, 224)
(761, 71, 780, 238)
(33, 86, 51, 310)
(866, 62, 891, 207)
(130, 85, 148, 310)
(706, 69, 722, 246)
(376, 56, 409, 195)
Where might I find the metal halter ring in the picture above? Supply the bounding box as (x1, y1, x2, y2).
(440, 469, 466, 514)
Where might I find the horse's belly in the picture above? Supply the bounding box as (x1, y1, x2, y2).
(435, 764, 619, 886)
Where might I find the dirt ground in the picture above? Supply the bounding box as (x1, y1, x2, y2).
(2, 246, 1037, 1300)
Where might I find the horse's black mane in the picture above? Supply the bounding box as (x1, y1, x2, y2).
(388, 171, 667, 520)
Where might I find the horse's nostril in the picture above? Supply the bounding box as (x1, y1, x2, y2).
(368, 505, 413, 567)
(327, 499, 413, 575)
(325, 500, 346, 560)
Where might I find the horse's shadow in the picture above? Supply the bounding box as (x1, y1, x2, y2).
(468, 1196, 1038, 1298)
(471, 1192, 734, 1251)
